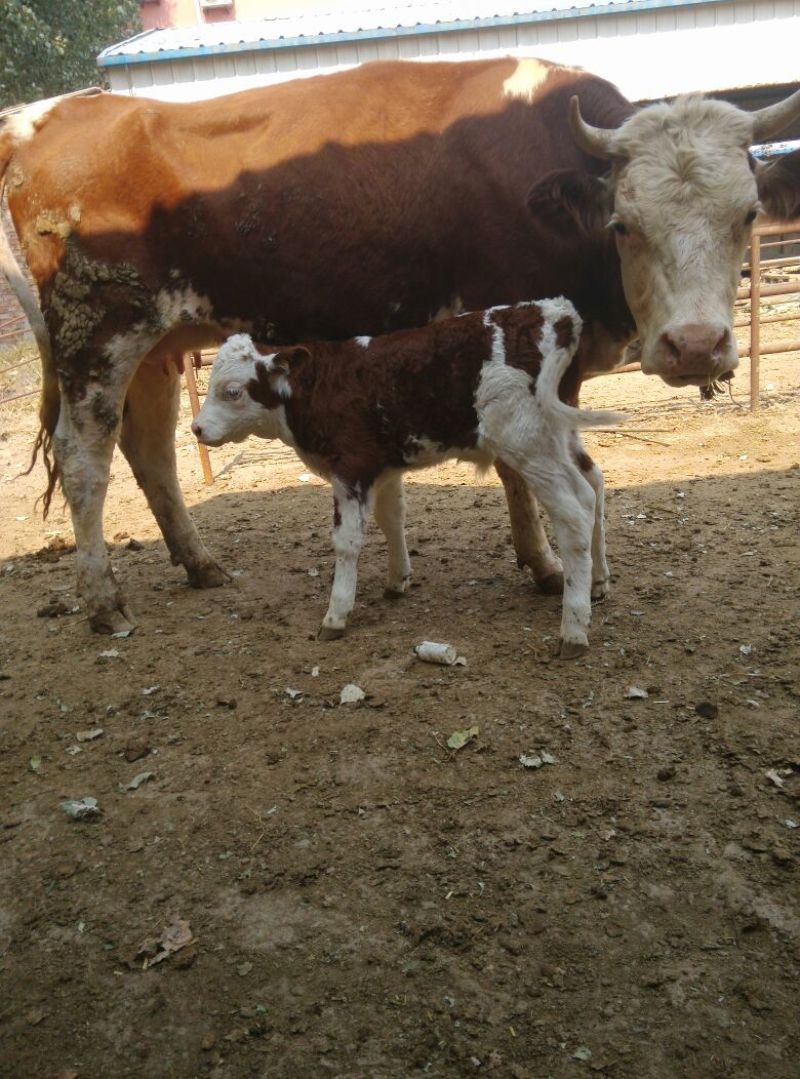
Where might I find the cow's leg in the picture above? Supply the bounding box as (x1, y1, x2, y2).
(511, 460, 596, 658)
(319, 480, 369, 640)
(373, 471, 411, 598)
(494, 460, 563, 593)
(54, 379, 136, 635)
(572, 436, 610, 601)
(119, 360, 229, 590)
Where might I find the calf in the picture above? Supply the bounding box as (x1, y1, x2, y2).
(192, 299, 623, 656)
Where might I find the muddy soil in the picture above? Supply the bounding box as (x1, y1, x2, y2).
(0, 352, 798, 1079)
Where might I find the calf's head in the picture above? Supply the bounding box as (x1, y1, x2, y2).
(539, 88, 800, 388)
(192, 334, 307, 446)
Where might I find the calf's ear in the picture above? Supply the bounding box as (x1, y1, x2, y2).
(756, 149, 800, 222)
(271, 345, 311, 375)
(527, 169, 609, 239)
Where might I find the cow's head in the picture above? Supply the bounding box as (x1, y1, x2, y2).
(548, 89, 800, 388)
(192, 334, 307, 446)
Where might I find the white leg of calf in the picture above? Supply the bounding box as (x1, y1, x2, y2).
(494, 459, 563, 593)
(572, 436, 610, 601)
(54, 385, 135, 635)
(119, 360, 229, 589)
(517, 463, 596, 657)
(373, 472, 412, 597)
(319, 481, 368, 640)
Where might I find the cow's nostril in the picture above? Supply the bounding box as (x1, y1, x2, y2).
(661, 332, 682, 363)
(712, 328, 730, 358)
(192, 423, 202, 438)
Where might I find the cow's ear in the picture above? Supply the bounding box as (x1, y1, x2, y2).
(756, 149, 800, 222)
(271, 345, 310, 375)
(527, 169, 609, 238)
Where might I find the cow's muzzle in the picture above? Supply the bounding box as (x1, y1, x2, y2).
(647, 322, 738, 387)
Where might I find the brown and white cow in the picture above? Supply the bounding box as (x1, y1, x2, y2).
(193, 300, 623, 655)
(1, 58, 799, 634)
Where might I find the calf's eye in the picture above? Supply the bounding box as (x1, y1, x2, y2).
(744, 209, 758, 226)
(223, 385, 242, 401)
(610, 219, 628, 237)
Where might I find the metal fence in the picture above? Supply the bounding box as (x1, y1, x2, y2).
(736, 220, 800, 412)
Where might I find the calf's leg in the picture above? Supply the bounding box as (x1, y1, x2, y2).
(373, 472, 412, 598)
(119, 358, 228, 589)
(572, 438, 611, 601)
(509, 459, 596, 657)
(319, 480, 369, 639)
(494, 460, 563, 593)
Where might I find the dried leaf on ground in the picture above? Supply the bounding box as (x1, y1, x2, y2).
(447, 725, 479, 750)
(137, 917, 194, 969)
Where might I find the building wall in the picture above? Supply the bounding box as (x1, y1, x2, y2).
(115, 0, 800, 108)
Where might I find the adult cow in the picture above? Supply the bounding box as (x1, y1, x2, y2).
(1, 58, 799, 634)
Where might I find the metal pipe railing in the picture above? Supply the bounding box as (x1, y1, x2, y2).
(740, 218, 800, 410)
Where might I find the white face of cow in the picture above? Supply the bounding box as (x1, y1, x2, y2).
(191, 334, 290, 446)
(570, 89, 800, 388)
(609, 99, 755, 385)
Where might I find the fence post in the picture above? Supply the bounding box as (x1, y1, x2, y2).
(184, 351, 214, 485)
(749, 228, 761, 412)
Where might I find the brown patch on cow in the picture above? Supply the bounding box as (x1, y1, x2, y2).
(274, 313, 491, 489)
(757, 147, 800, 222)
(487, 305, 545, 394)
(554, 315, 576, 350)
(246, 361, 286, 411)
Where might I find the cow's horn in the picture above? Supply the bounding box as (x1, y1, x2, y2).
(751, 87, 800, 143)
(568, 96, 616, 159)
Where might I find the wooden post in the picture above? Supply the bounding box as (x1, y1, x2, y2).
(184, 351, 213, 485)
(749, 229, 761, 413)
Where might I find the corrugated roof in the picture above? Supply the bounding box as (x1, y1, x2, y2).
(98, 0, 717, 64)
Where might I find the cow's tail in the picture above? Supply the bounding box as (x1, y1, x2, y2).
(0, 107, 60, 516)
(536, 297, 627, 430)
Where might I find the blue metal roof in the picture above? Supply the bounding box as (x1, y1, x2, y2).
(98, 0, 724, 67)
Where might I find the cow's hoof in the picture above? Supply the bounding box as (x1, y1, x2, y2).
(558, 636, 589, 659)
(318, 624, 345, 641)
(187, 561, 230, 589)
(591, 579, 610, 602)
(89, 606, 137, 636)
(536, 571, 564, 596)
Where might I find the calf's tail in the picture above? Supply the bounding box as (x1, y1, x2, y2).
(536, 297, 626, 430)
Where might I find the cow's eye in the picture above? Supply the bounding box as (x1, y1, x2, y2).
(223, 384, 243, 401)
(609, 219, 628, 237)
(744, 209, 758, 226)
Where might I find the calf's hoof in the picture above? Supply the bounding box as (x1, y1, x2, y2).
(536, 571, 564, 596)
(558, 636, 589, 660)
(383, 584, 409, 600)
(89, 604, 137, 637)
(591, 578, 610, 602)
(187, 561, 231, 589)
(318, 624, 346, 641)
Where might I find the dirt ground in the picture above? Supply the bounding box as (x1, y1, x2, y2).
(0, 342, 798, 1079)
